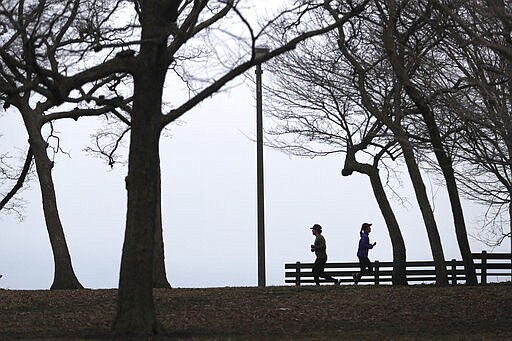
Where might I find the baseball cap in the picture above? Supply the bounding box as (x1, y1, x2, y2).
(310, 224, 322, 231)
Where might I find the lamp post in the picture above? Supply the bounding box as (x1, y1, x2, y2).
(255, 46, 269, 287)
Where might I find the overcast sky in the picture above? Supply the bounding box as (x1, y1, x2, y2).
(0, 1, 510, 290)
(1, 77, 508, 290)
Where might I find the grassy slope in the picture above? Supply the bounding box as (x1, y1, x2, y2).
(0, 283, 511, 340)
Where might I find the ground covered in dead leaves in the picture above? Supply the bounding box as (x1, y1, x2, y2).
(0, 283, 511, 340)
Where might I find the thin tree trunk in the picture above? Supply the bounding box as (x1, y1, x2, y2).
(382, 2, 448, 285)
(367, 170, 408, 285)
(24, 118, 83, 290)
(398, 136, 449, 285)
(419, 108, 477, 285)
(342, 153, 408, 285)
(381, 0, 477, 285)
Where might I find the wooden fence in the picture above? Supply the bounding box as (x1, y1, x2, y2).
(285, 251, 512, 286)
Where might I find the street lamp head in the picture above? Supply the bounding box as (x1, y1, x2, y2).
(254, 46, 270, 59)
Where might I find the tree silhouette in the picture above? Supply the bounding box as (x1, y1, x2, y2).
(2, 0, 373, 336)
(263, 1, 408, 285)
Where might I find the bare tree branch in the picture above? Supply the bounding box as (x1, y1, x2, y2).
(0, 147, 33, 213)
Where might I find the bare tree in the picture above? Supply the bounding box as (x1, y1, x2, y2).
(263, 1, 408, 285)
(0, 0, 175, 289)
(115, 1, 373, 336)
(3, 0, 368, 336)
(330, 1, 451, 284)
(354, 0, 512, 284)
(2, 0, 381, 335)
(266, 0, 478, 286)
(380, 0, 478, 285)
(0, 0, 119, 289)
(432, 0, 512, 249)
(341, 5, 451, 285)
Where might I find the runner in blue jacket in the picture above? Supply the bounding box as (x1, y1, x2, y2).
(353, 222, 376, 284)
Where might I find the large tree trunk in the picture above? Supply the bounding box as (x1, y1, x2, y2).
(398, 136, 449, 286)
(113, 80, 162, 336)
(342, 154, 408, 285)
(113, 2, 172, 335)
(114, 79, 163, 335)
(24, 116, 83, 290)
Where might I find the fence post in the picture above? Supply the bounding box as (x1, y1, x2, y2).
(295, 261, 301, 286)
(374, 260, 380, 285)
(450, 259, 456, 285)
(481, 251, 487, 285)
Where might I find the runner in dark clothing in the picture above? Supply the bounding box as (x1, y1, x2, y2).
(310, 224, 339, 286)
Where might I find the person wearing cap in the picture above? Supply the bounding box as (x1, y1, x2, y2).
(310, 224, 339, 286)
(353, 222, 377, 284)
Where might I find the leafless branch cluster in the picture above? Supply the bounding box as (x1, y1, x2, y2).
(263, 0, 511, 249)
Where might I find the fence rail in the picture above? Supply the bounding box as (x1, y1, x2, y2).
(285, 251, 512, 286)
